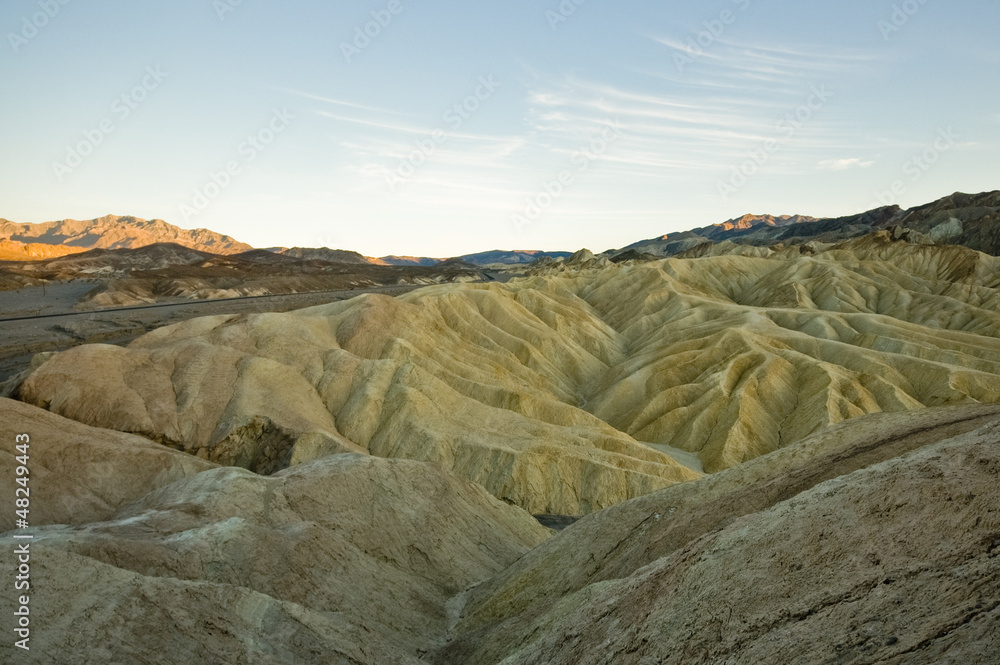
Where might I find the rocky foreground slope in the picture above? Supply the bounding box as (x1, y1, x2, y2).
(0, 398, 548, 664)
(12, 233, 1000, 515)
(433, 403, 1000, 665)
(4, 233, 1000, 663)
(2, 400, 997, 663)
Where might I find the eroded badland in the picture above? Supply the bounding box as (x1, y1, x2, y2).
(2, 217, 1000, 663)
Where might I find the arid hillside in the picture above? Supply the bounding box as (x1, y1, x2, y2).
(0, 398, 549, 664)
(0, 215, 252, 258)
(619, 190, 1000, 258)
(0, 242, 484, 310)
(432, 403, 1000, 665)
(11, 232, 1000, 515)
(4, 231, 1000, 664)
(3, 393, 998, 664)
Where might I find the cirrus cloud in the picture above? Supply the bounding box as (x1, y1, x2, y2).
(816, 157, 875, 171)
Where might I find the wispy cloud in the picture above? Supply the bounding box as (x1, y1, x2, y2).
(273, 86, 406, 115)
(647, 35, 874, 98)
(316, 111, 430, 135)
(297, 38, 883, 219)
(816, 157, 876, 171)
(518, 62, 868, 184)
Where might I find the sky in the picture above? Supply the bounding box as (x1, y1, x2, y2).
(2, 0, 998, 257)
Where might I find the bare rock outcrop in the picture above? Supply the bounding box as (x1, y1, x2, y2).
(15, 241, 1000, 514)
(17, 294, 701, 515)
(0, 404, 550, 664)
(432, 404, 1000, 664)
(0, 398, 214, 530)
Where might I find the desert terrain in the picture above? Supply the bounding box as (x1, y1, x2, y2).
(0, 222, 500, 388)
(2, 195, 1000, 663)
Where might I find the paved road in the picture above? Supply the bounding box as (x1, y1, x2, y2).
(0, 284, 431, 384)
(0, 273, 530, 384)
(0, 283, 423, 323)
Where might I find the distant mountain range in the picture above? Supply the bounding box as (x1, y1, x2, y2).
(615, 191, 1000, 259)
(279, 247, 371, 264)
(0, 215, 573, 267)
(369, 251, 573, 266)
(454, 250, 573, 266)
(0, 212, 709, 264)
(0, 215, 251, 260)
(0, 241, 484, 308)
(4, 191, 999, 267)
(370, 255, 443, 267)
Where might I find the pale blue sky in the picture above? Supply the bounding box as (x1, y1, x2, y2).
(2, 0, 998, 256)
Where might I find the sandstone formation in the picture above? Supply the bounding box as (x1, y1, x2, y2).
(0, 401, 549, 664)
(432, 404, 1000, 664)
(3, 400, 997, 663)
(75, 272, 477, 310)
(14, 236, 1000, 515)
(0, 398, 215, 530)
(5, 228, 1000, 663)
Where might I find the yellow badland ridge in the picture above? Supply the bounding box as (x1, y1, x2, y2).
(14, 235, 1000, 515)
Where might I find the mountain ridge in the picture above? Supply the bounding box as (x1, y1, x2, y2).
(0, 214, 252, 259)
(617, 191, 1000, 259)
(5, 190, 1000, 268)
